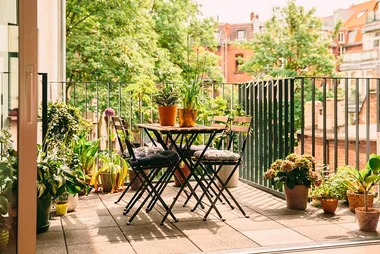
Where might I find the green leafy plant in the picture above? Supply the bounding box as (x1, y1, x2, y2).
(153, 83, 179, 106)
(92, 151, 128, 193)
(46, 101, 92, 145)
(0, 129, 17, 204)
(56, 192, 69, 205)
(312, 172, 346, 200)
(340, 155, 380, 211)
(264, 153, 317, 189)
(71, 132, 100, 176)
(180, 80, 201, 109)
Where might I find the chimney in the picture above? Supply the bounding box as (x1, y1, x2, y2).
(250, 12, 255, 21)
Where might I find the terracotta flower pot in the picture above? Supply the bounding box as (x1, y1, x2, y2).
(158, 106, 177, 126)
(321, 198, 338, 214)
(173, 164, 191, 187)
(100, 173, 113, 193)
(178, 109, 197, 127)
(355, 207, 380, 232)
(284, 185, 309, 210)
(129, 169, 150, 190)
(347, 191, 374, 212)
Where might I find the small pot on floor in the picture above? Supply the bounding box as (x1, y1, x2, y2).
(321, 198, 338, 214)
(355, 207, 380, 232)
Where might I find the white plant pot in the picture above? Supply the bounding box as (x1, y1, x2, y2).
(217, 165, 239, 188)
(67, 194, 79, 212)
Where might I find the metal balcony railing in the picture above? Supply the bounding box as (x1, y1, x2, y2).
(39, 75, 380, 196)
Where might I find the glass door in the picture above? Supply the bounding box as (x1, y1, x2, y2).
(0, 1, 19, 252)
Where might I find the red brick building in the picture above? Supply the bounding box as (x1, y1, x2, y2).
(214, 13, 263, 83)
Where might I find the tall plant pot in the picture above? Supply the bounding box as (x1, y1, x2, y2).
(217, 165, 239, 188)
(173, 164, 191, 187)
(67, 194, 79, 212)
(347, 191, 375, 212)
(100, 173, 113, 193)
(158, 106, 177, 126)
(129, 169, 150, 190)
(321, 198, 338, 214)
(37, 194, 52, 234)
(178, 109, 197, 127)
(284, 185, 309, 210)
(355, 207, 380, 232)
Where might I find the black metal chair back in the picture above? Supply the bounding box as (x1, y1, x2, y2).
(112, 116, 136, 161)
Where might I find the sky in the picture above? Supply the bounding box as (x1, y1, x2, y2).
(196, 0, 368, 23)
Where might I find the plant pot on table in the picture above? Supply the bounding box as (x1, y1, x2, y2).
(178, 109, 197, 127)
(158, 106, 177, 126)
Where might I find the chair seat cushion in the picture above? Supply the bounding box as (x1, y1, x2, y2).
(123, 146, 163, 158)
(131, 150, 179, 166)
(193, 150, 240, 161)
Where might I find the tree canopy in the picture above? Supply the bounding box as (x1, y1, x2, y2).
(66, 0, 222, 84)
(239, 0, 340, 78)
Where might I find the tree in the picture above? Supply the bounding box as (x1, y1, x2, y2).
(239, 0, 339, 78)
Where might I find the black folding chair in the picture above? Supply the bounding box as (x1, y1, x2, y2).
(193, 116, 253, 220)
(182, 116, 232, 207)
(112, 116, 180, 225)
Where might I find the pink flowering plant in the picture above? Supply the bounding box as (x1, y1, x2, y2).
(264, 153, 317, 189)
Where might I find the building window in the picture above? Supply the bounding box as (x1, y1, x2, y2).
(338, 32, 345, 43)
(338, 46, 344, 56)
(237, 30, 246, 40)
(348, 30, 357, 44)
(214, 31, 220, 41)
(235, 54, 244, 72)
(356, 10, 366, 18)
(374, 39, 379, 47)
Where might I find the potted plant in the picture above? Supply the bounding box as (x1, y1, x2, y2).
(264, 153, 317, 210)
(312, 172, 345, 214)
(178, 80, 201, 127)
(93, 151, 128, 193)
(0, 196, 10, 250)
(338, 165, 376, 212)
(55, 192, 69, 216)
(153, 83, 179, 126)
(343, 155, 380, 232)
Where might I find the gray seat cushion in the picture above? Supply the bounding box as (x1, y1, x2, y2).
(193, 150, 240, 161)
(131, 150, 179, 167)
(123, 146, 163, 158)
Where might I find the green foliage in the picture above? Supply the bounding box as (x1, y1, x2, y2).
(181, 80, 201, 109)
(339, 155, 380, 211)
(264, 153, 316, 189)
(0, 129, 17, 202)
(153, 83, 179, 106)
(71, 132, 100, 176)
(312, 170, 346, 199)
(46, 101, 92, 146)
(239, 0, 337, 77)
(92, 151, 128, 192)
(66, 0, 221, 84)
(37, 145, 90, 199)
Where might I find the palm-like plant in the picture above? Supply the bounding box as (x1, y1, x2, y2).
(181, 80, 201, 109)
(93, 151, 128, 193)
(342, 155, 380, 211)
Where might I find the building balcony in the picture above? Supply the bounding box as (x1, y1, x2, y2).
(364, 11, 380, 33)
(340, 49, 379, 71)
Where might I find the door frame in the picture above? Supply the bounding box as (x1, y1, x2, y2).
(18, 0, 38, 252)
